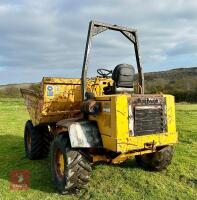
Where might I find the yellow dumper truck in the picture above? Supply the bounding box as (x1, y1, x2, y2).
(21, 21, 177, 194)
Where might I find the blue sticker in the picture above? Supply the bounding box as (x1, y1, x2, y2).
(47, 85, 54, 96)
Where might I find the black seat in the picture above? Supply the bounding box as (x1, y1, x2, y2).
(112, 64, 135, 93)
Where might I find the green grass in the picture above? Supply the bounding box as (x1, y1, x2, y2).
(0, 99, 196, 200)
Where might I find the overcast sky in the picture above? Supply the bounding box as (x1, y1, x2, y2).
(0, 0, 197, 84)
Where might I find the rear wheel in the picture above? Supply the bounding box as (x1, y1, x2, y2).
(135, 146, 174, 171)
(50, 134, 92, 194)
(24, 120, 52, 160)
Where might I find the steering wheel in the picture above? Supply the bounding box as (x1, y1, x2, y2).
(97, 68, 112, 78)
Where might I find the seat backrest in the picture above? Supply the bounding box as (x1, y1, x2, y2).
(112, 64, 135, 93)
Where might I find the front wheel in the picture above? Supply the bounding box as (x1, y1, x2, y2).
(50, 134, 92, 194)
(135, 146, 174, 171)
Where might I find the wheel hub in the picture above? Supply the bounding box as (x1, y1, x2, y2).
(55, 148, 65, 178)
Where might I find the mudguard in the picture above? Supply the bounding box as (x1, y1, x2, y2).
(68, 121, 103, 148)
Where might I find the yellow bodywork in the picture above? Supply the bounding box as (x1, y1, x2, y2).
(21, 77, 112, 126)
(89, 94, 177, 153)
(21, 77, 177, 163)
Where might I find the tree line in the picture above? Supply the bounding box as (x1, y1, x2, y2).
(145, 77, 197, 102)
(0, 68, 197, 102)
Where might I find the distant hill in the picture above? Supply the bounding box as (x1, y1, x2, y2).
(145, 67, 197, 81)
(0, 67, 197, 101)
(0, 83, 34, 90)
(144, 67, 197, 102)
(0, 83, 39, 98)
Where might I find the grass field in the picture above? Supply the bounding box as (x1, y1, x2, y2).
(0, 98, 196, 200)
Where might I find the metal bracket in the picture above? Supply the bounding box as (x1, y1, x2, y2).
(92, 26, 108, 36)
(120, 30, 136, 43)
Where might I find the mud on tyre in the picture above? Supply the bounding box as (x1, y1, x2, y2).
(135, 145, 174, 171)
(50, 134, 92, 194)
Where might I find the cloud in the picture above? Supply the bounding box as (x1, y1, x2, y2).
(167, 41, 197, 56)
(0, 0, 197, 84)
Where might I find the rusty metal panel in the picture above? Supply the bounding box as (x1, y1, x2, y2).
(21, 76, 113, 126)
(128, 94, 167, 136)
(20, 89, 42, 125)
(21, 78, 83, 126)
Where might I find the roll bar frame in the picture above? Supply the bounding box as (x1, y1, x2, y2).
(81, 21, 144, 100)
